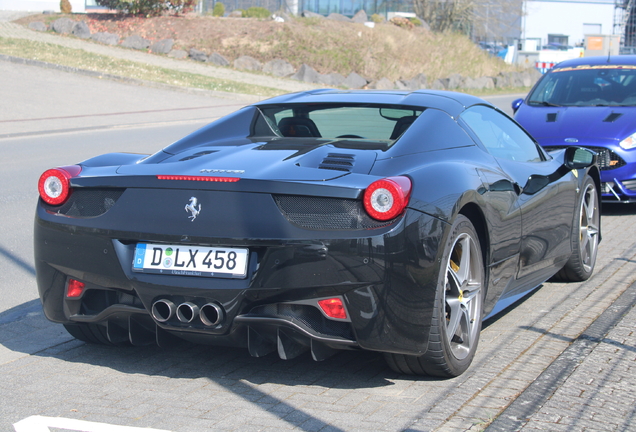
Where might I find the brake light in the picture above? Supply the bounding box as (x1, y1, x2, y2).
(363, 176, 411, 221)
(157, 175, 240, 182)
(318, 298, 347, 320)
(38, 165, 82, 206)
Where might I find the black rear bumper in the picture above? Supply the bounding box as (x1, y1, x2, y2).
(35, 199, 446, 358)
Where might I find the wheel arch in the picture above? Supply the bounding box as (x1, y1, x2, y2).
(582, 165, 602, 243)
(458, 202, 490, 293)
(587, 165, 602, 206)
(458, 203, 488, 262)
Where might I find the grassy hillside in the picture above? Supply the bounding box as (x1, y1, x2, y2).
(15, 13, 521, 83)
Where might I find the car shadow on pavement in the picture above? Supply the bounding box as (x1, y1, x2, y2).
(0, 302, 448, 387)
(1, 303, 459, 430)
(0, 306, 406, 430)
(602, 202, 636, 215)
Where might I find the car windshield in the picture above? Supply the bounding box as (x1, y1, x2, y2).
(527, 65, 636, 107)
(257, 103, 423, 143)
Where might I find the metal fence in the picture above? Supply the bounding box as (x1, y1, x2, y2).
(200, 0, 413, 17)
(201, 0, 288, 14)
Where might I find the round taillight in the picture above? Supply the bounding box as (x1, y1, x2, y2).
(38, 166, 81, 206)
(363, 176, 412, 221)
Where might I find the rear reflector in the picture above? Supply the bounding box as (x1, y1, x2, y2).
(66, 279, 85, 298)
(157, 175, 240, 182)
(318, 298, 347, 320)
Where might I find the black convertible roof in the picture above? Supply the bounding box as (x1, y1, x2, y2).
(255, 89, 491, 119)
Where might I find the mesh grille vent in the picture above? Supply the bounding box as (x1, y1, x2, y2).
(622, 179, 636, 191)
(43, 189, 125, 217)
(546, 113, 558, 122)
(274, 195, 392, 230)
(318, 153, 355, 172)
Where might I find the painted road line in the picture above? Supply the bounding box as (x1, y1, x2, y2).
(14, 415, 172, 432)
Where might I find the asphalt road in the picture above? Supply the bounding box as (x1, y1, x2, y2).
(3, 59, 635, 432)
(0, 60, 247, 314)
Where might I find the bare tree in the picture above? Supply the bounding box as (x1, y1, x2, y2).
(413, 0, 523, 42)
(471, 0, 523, 43)
(413, 0, 475, 33)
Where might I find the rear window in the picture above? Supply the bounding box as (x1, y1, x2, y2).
(528, 65, 636, 107)
(258, 104, 423, 143)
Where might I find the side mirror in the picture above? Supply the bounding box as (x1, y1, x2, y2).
(564, 146, 596, 169)
(511, 98, 523, 114)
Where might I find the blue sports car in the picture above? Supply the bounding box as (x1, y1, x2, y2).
(513, 55, 636, 202)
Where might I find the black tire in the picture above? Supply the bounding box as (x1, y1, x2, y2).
(552, 176, 600, 282)
(63, 323, 116, 345)
(384, 215, 485, 377)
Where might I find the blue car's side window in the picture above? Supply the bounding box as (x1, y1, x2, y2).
(461, 106, 543, 163)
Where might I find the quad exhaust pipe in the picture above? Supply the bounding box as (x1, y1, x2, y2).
(176, 302, 199, 323)
(151, 299, 225, 327)
(151, 299, 176, 323)
(200, 303, 225, 326)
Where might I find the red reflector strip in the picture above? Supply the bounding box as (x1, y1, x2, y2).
(318, 298, 347, 320)
(67, 279, 85, 298)
(157, 175, 240, 182)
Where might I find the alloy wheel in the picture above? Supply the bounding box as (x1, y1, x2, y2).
(444, 233, 483, 360)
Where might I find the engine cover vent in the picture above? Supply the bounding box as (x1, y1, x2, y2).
(318, 153, 355, 172)
(179, 150, 218, 161)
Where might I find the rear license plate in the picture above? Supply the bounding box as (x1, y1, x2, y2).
(133, 243, 248, 278)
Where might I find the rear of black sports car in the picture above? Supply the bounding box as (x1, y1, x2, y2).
(34, 97, 452, 364)
(34, 170, 442, 360)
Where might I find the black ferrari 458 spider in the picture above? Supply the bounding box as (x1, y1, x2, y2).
(35, 90, 601, 377)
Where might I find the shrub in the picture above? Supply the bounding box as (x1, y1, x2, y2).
(95, 0, 197, 16)
(370, 14, 384, 24)
(243, 6, 271, 19)
(390, 16, 414, 29)
(212, 1, 225, 17)
(60, 0, 72, 13)
(168, 0, 197, 14)
(409, 17, 422, 27)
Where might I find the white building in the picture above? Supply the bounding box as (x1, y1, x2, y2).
(522, 0, 616, 48)
(0, 0, 108, 13)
